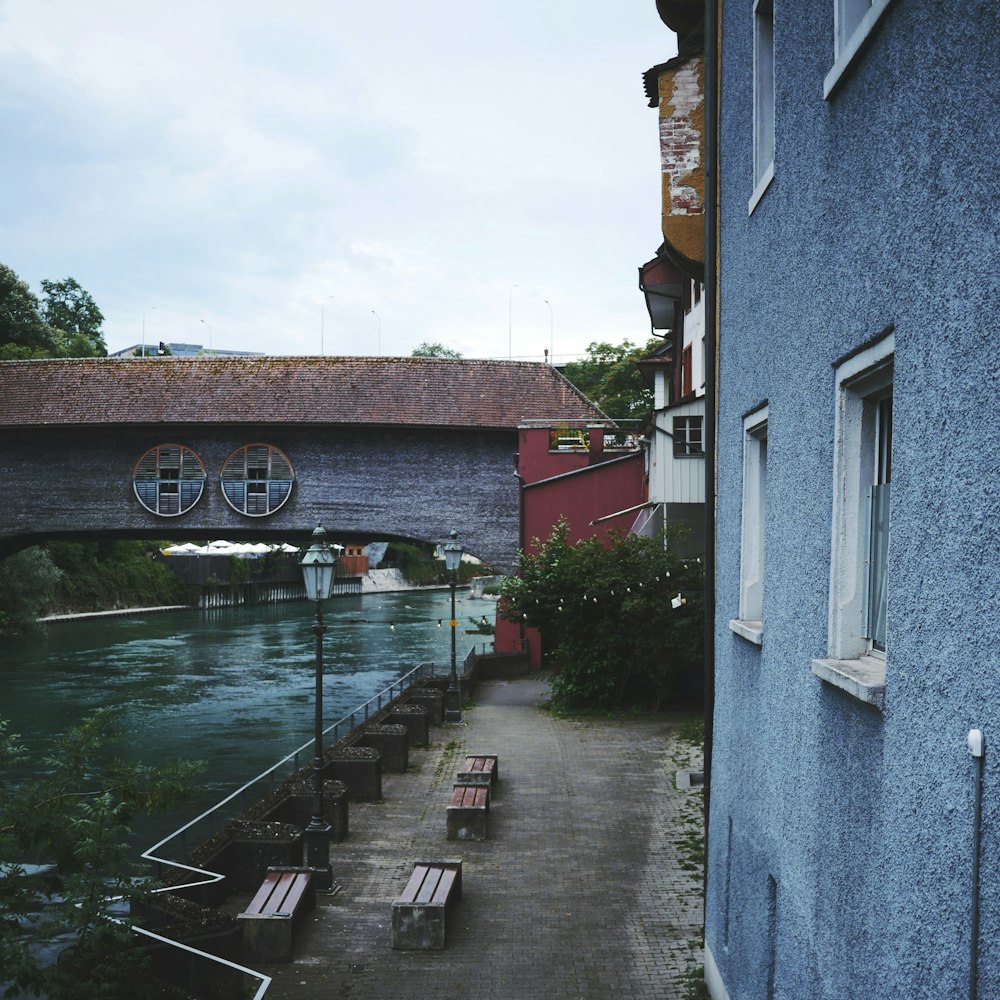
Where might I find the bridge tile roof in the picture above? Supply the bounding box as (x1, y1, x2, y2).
(0, 356, 607, 430)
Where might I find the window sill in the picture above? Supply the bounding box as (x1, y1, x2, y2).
(811, 655, 885, 710)
(729, 619, 763, 646)
(748, 162, 774, 216)
(824, 0, 896, 100)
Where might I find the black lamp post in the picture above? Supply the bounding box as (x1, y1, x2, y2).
(299, 523, 339, 889)
(444, 529, 464, 722)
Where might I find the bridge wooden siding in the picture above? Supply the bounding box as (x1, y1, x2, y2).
(0, 357, 608, 570)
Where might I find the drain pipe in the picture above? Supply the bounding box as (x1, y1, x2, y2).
(703, 0, 720, 886)
(968, 728, 985, 1000)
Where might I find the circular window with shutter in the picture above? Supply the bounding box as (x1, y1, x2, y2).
(133, 444, 207, 517)
(220, 444, 295, 517)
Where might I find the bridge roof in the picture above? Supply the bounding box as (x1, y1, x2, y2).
(0, 356, 607, 431)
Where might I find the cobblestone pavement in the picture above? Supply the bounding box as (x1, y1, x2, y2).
(258, 676, 705, 1000)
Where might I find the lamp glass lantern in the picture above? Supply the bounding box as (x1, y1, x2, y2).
(301, 525, 338, 601)
(443, 531, 463, 574)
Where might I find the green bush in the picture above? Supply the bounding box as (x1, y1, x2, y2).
(45, 540, 189, 614)
(498, 519, 704, 712)
(0, 547, 62, 636)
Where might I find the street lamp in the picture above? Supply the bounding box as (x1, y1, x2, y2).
(299, 523, 339, 889)
(544, 299, 553, 363)
(199, 318, 213, 356)
(321, 294, 334, 356)
(508, 284, 519, 360)
(443, 529, 464, 722)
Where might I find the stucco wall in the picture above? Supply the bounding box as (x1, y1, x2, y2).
(0, 425, 521, 572)
(709, 2, 999, 998)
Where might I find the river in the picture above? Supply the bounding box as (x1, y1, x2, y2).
(0, 588, 489, 848)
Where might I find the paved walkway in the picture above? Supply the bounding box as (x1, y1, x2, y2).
(260, 675, 705, 1000)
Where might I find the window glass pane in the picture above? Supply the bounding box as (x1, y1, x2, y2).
(866, 483, 890, 649)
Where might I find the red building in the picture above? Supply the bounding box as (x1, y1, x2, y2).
(494, 421, 646, 667)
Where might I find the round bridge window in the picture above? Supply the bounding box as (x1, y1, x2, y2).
(220, 444, 295, 516)
(133, 444, 207, 517)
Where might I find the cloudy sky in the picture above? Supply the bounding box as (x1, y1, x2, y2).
(0, 1, 676, 362)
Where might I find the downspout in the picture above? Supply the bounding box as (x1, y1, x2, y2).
(968, 728, 985, 1000)
(703, 0, 720, 897)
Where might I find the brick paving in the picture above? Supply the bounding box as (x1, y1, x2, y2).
(258, 675, 705, 1000)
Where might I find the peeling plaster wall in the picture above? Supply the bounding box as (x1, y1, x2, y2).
(658, 55, 705, 266)
(707, 2, 999, 998)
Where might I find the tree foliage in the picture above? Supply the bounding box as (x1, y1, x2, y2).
(0, 548, 62, 637)
(498, 520, 704, 711)
(562, 338, 662, 421)
(0, 710, 204, 998)
(40, 277, 107, 358)
(0, 263, 107, 360)
(411, 341, 462, 359)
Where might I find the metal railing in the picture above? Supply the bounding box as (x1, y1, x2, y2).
(134, 660, 438, 997)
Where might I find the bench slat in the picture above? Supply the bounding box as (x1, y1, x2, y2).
(413, 868, 443, 905)
(432, 867, 458, 905)
(271, 873, 311, 916)
(399, 864, 430, 904)
(246, 871, 282, 915)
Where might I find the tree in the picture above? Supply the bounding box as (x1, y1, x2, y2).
(0, 547, 62, 636)
(0, 264, 59, 359)
(0, 710, 204, 998)
(0, 265, 107, 359)
(562, 338, 663, 420)
(40, 277, 107, 358)
(411, 341, 462, 359)
(498, 519, 704, 711)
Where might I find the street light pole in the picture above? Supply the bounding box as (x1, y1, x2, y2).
(508, 284, 519, 360)
(443, 529, 464, 722)
(299, 524, 339, 889)
(321, 294, 334, 356)
(199, 318, 213, 355)
(544, 299, 553, 363)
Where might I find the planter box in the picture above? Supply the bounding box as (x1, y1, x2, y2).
(229, 821, 303, 892)
(390, 704, 429, 748)
(362, 724, 409, 773)
(135, 895, 244, 1000)
(407, 687, 445, 725)
(284, 779, 349, 841)
(324, 748, 382, 802)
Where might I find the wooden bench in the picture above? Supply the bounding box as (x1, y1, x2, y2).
(456, 753, 499, 787)
(446, 782, 490, 841)
(238, 867, 315, 963)
(390, 860, 462, 950)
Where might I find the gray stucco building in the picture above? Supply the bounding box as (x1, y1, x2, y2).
(700, 1, 998, 997)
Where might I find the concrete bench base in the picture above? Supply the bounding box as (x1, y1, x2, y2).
(446, 783, 489, 841)
(239, 867, 314, 963)
(391, 860, 462, 950)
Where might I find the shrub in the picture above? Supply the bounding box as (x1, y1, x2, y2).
(498, 519, 704, 712)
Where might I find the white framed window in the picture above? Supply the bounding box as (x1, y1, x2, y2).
(812, 331, 893, 707)
(750, 0, 775, 214)
(673, 415, 704, 457)
(731, 404, 768, 644)
(824, 0, 896, 99)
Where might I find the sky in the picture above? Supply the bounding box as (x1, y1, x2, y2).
(0, 1, 677, 363)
